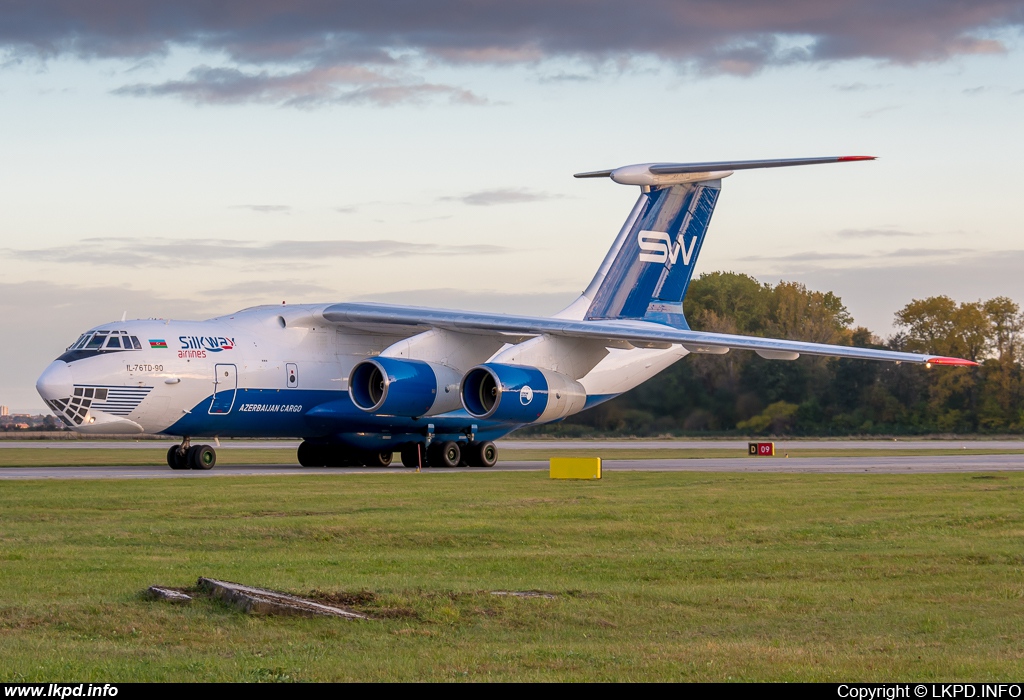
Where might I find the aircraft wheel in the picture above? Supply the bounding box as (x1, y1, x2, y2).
(167, 445, 189, 470)
(361, 450, 394, 468)
(190, 444, 216, 470)
(476, 441, 497, 468)
(465, 440, 497, 468)
(400, 444, 422, 468)
(297, 441, 326, 467)
(430, 441, 460, 468)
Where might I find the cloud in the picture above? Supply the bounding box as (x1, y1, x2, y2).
(3, 236, 508, 267)
(232, 204, 291, 213)
(888, 248, 972, 258)
(123, 58, 158, 74)
(739, 247, 972, 264)
(739, 251, 870, 263)
(836, 228, 924, 239)
(2, 1, 1021, 104)
(860, 104, 902, 118)
(440, 188, 563, 206)
(537, 72, 595, 84)
(962, 85, 991, 94)
(832, 82, 888, 91)
(112, 64, 487, 107)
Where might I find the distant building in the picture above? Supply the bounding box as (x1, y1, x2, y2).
(0, 406, 8, 416)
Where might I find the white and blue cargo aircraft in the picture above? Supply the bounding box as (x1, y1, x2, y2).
(35, 157, 976, 470)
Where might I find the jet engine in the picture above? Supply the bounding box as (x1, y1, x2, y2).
(348, 357, 462, 417)
(460, 363, 587, 424)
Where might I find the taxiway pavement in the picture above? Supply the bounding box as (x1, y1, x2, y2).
(3, 453, 1024, 479)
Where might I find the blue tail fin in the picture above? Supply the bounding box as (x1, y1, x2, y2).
(583, 180, 721, 328)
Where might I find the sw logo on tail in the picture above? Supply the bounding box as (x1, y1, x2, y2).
(637, 230, 698, 267)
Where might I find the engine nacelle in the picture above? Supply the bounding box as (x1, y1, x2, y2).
(348, 358, 462, 417)
(460, 363, 587, 424)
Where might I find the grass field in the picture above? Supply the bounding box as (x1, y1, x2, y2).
(2, 471, 1024, 681)
(2, 446, 1024, 468)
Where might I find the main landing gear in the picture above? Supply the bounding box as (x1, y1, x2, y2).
(297, 439, 498, 469)
(166, 439, 217, 470)
(399, 440, 497, 469)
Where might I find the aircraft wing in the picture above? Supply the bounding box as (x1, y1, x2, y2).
(321, 302, 976, 366)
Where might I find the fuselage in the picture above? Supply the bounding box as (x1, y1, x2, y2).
(36, 304, 689, 451)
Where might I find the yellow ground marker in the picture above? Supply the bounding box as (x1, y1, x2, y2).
(550, 457, 602, 480)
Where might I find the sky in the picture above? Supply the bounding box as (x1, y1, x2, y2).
(2, 1, 1023, 411)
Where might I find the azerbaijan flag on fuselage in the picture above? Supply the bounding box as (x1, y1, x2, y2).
(149, 339, 168, 349)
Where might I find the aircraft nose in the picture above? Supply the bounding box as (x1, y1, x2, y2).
(36, 361, 74, 401)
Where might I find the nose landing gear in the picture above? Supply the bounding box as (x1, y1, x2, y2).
(166, 438, 217, 470)
(167, 444, 189, 470)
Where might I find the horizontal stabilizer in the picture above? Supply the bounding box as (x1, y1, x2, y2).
(575, 156, 875, 186)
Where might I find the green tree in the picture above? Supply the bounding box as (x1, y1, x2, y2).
(984, 297, 1021, 362)
(684, 271, 770, 335)
(893, 296, 994, 432)
(978, 297, 1023, 430)
(767, 281, 852, 344)
(894, 296, 991, 361)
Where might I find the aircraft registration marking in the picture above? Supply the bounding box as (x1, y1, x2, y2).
(126, 364, 165, 372)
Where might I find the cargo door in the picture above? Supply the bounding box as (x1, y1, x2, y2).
(209, 364, 237, 414)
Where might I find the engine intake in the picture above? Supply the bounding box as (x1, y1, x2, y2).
(349, 358, 462, 417)
(460, 363, 586, 424)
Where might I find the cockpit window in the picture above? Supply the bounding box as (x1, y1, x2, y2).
(57, 329, 143, 363)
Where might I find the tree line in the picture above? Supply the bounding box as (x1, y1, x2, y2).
(525, 272, 1024, 437)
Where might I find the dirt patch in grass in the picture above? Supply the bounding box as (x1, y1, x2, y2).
(306, 589, 420, 619)
(305, 587, 572, 621)
(308, 589, 376, 607)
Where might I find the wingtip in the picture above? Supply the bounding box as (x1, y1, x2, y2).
(927, 356, 979, 367)
(837, 155, 877, 162)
